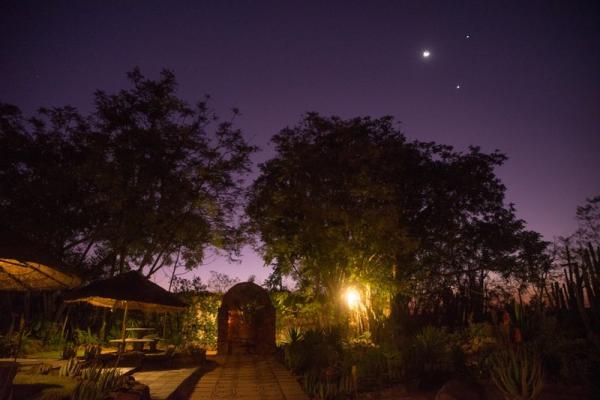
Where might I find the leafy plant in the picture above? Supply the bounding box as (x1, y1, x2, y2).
(302, 367, 356, 400)
(62, 342, 77, 360)
(72, 366, 123, 400)
(490, 346, 544, 400)
(59, 357, 81, 378)
(184, 344, 206, 364)
(82, 344, 101, 361)
(406, 325, 458, 387)
(74, 328, 100, 346)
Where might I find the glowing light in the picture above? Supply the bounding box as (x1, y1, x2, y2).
(344, 287, 361, 309)
(422, 50, 431, 58)
(456, 84, 461, 89)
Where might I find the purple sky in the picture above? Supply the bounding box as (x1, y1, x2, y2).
(2, 1, 599, 286)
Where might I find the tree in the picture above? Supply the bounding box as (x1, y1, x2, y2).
(0, 68, 256, 279)
(247, 113, 547, 322)
(574, 195, 600, 246)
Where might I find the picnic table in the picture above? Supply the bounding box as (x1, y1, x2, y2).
(109, 328, 161, 352)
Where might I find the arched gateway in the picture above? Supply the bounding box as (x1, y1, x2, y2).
(217, 282, 276, 355)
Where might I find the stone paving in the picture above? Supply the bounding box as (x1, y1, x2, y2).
(189, 355, 307, 400)
(134, 367, 199, 400)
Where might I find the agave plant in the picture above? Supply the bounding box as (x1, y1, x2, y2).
(490, 346, 544, 400)
(59, 357, 81, 377)
(72, 365, 124, 400)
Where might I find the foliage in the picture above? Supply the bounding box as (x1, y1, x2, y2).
(460, 322, 496, 378)
(490, 346, 544, 400)
(207, 271, 240, 294)
(0, 68, 256, 279)
(405, 325, 463, 387)
(0, 331, 31, 358)
(176, 291, 221, 349)
(283, 326, 345, 374)
(74, 328, 100, 346)
(282, 325, 356, 399)
(248, 113, 548, 324)
(301, 368, 356, 400)
(348, 344, 403, 389)
(72, 366, 123, 400)
(59, 357, 81, 378)
(0, 334, 17, 358)
(574, 195, 600, 246)
(183, 343, 207, 364)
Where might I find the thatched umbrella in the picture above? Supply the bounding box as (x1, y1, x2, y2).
(0, 236, 81, 291)
(0, 235, 81, 363)
(64, 271, 187, 363)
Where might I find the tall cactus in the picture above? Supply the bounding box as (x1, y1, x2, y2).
(548, 244, 600, 335)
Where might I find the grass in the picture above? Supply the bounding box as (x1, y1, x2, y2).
(26, 350, 63, 359)
(12, 373, 78, 400)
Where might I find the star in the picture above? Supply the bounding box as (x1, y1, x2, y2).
(465, 34, 471, 39)
(422, 50, 431, 58)
(456, 84, 461, 89)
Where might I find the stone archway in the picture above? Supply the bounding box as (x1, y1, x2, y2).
(217, 282, 276, 355)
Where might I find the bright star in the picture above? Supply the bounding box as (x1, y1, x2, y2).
(465, 34, 470, 39)
(422, 50, 431, 58)
(456, 84, 461, 89)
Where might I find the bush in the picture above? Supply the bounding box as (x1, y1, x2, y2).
(405, 325, 461, 388)
(59, 357, 81, 378)
(72, 366, 124, 400)
(281, 326, 356, 399)
(0, 331, 32, 358)
(490, 345, 543, 400)
(462, 322, 497, 378)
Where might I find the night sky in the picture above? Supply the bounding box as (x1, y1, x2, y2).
(2, 1, 599, 285)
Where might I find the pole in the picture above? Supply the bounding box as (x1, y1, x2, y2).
(115, 301, 128, 367)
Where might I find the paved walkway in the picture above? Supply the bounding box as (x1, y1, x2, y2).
(134, 367, 199, 399)
(189, 355, 307, 400)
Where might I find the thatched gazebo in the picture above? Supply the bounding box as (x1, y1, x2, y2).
(64, 271, 187, 364)
(0, 235, 80, 291)
(217, 282, 276, 355)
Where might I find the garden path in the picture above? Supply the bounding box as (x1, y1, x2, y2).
(188, 354, 307, 400)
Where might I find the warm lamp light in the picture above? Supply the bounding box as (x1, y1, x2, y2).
(344, 287, 361, 309)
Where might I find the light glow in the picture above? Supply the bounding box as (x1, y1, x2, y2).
(422, 50, 431, 58)
(344, 287, 361, 309)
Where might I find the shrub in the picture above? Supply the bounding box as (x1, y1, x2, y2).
(74, 328, 100, 346)
(62, 342, 77, 360)
(406, 325, 460, 388)
(59, 357, 81, 378)
(462, 322, 496, 378)
(490, 346, 543, 400)
(72, 366, 123, 400)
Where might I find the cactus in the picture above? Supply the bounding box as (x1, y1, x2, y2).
(490, 346, 544, 400)
(547, 244, 600, 335)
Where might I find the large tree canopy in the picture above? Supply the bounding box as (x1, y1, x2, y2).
(247, 113, 547, 318)
(0, 68, 256, 278)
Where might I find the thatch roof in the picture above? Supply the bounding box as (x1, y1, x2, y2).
(64, 271, 187, 313)
(0, 235, 81, 291)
